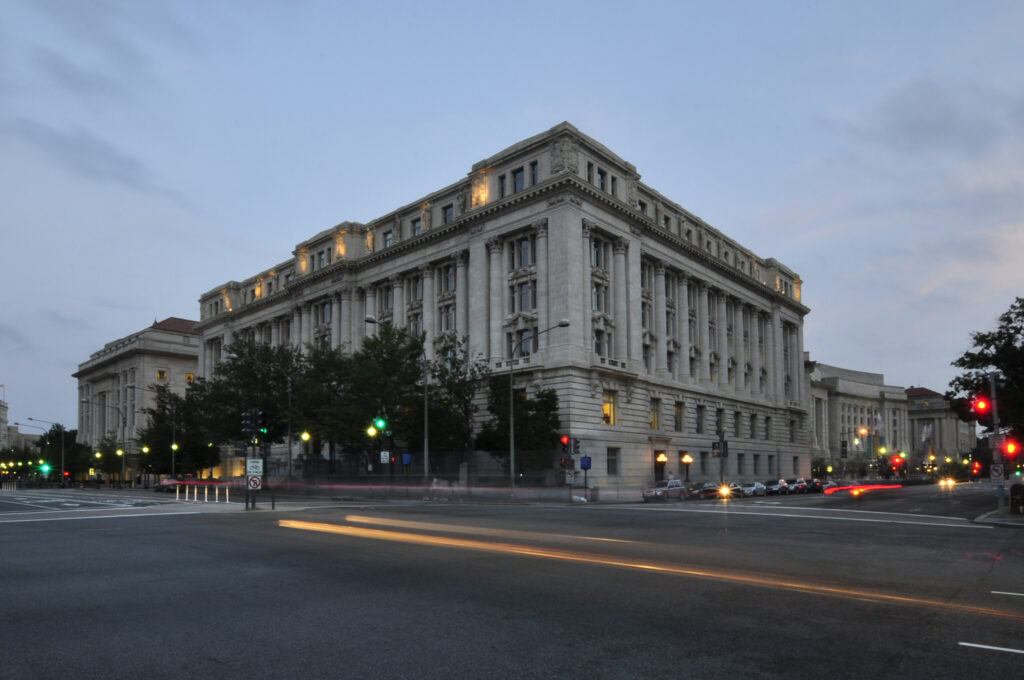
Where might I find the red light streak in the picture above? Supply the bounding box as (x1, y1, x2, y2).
(824, 484, 902, 496)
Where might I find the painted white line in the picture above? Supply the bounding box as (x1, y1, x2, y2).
(0, 511, 202, 523)
(605, 505, 990, 529)
(991, 591, 1024, 597)
(958, 642, 1024, 655)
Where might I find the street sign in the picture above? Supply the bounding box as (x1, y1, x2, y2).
(247, 475, 262, 490)
(580, 456, 591, 470)
(246, 458, 263, 476)
(990, 464, 1003, 479)
(380, 451, 390, 464)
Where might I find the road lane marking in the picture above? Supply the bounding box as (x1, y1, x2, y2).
(958, 642, 1024, 655)
(0, 511, 202, 523)
(606, 505, 990, 529)
(280, 519, 1022, 621)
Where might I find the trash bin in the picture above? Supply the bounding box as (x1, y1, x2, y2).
(1010, 483, 1024, 515)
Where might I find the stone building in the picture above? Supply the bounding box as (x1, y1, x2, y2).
(73, 317, 199, 451)
(807, 361, 909, 476)
(905, 386, 974, 463)
(195, 122, 811, 492)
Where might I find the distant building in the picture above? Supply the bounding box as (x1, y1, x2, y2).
(0, 398, 8, 452)
(195, 122, 811, 490)
(807, 360, 909, 476)
(73, 318, 199, 451)
(905, 386, 974, 462)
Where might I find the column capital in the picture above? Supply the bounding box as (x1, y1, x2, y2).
(531, 217, 549, 234)
(485, 236, 503, 254)
(614, 237, 628, 254)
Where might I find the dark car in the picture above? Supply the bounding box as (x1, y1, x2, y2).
(787, 478, 808, 494)
(642, 479, 685, 502)
(765, 479, 788, 495)
(691, 482, 724, 500)
(806, 478, 823, 493)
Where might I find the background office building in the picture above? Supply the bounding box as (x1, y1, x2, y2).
(73, 318, 199, 451)
(196, 122, 811, 491)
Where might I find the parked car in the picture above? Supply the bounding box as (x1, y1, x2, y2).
(725, 482, 745, 498)
(642, 479, 686, 502)
(692, 482, 724, 500)
(742, 481, 767, 497)
(822, 480, 838, 491)
(806, 478, 823, 493)
(787, 478, 808, 494)
(765, 479, 788, 495)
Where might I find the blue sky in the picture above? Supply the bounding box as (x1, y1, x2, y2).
(2, 0, 1023, 430)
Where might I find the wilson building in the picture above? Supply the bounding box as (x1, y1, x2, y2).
(195, 122, 810, 492)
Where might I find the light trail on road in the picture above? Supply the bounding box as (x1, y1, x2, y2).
(343, 514, 635, 544)
(279, 518, 1024, 622)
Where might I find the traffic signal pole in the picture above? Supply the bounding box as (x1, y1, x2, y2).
(988, 372, 1005, 514)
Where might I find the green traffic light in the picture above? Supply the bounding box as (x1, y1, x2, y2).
(40, 464, 51, 474)
(374, 417, 386, 429)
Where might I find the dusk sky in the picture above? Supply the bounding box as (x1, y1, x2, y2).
(3, 0, 1023, 431)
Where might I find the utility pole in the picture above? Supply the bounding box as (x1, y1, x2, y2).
(988, 371, 1005, 513)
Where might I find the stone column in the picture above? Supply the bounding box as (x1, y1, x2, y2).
(331, 293, 343, 349)
(796, 321, 805, 406)
(455, 251, 468, 337)
(581, 220, 593, 350)
(772, 306, 784, 404)
(750, 310, 762, 397)
(392, 276, 405, 328)
(422, 266, 435, 361)
(654, 262, 668, 376)
(717, 291, 729, 388)
(613, 237, 628, 362)
(339, 289, 351, 352)
(301, 302, 314, 353)
(677, 275, 691, 381)
(698, 283, 711, 383)
(734, 300, 745, 395)
(534, 221, 548, 346)
(270, 320, 279, 347)
(364, 287, 377, 338)
(291, 307, 301, 349)
(487, 237, 504, 361)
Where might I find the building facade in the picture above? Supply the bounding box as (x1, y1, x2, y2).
(195, 122, 811, 491)
(807, 361, 909, 476)
(905, 386, 974, 463)
(73, 318, 199, 451)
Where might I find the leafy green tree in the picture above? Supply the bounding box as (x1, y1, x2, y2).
(291, 342, 353, 475)
(137, 383, 220, 477)
(475, 374, 561, 477)
(426, 334, 491, 474)
(946, 297, 1024, 443)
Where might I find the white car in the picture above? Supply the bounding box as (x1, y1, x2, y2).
(742, 481, 767, 497)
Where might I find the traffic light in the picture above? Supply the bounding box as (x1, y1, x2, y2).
(374, 415, 387, 430)
(972, 396, 990, 414)
(1004, 439, 1019, 457)
(241, 410, 255, 437)
(572, 438, 580, 456)
(560, 435, 569, 455)
(257, 411, 268, 435)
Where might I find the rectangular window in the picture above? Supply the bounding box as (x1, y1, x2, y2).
(750, 414, 757, 439)
(753, 453, 760, 476)
(498, 174, 507, 198)
(793, 456, 800, 474)
(587, 161, 594, 184)
(442, 204, 454, 224)
(411, 218, 422, 236)
(649, 398, 660, 430)
(512, 167, 525, 193)
(674, 402, 684, 432)
(408, 313, 422, 337)
(610, 176, 617, 197)
(593, 329, 606, 356)
(383, 230, 394, 248)
(185, 373, 195, 384)
(700, 451, 709, 475)
(765, 416, 772, 441)
(597, 168, 606, 191)
(737, 453, 745, 475)
(606, 447, 619, 476)
(411, 276, 423, 301)
(157, 370, 167, 381)
(602, 390, 616, 425)
(515, 236, 533, 267)
(530, 161, 539, 185)
(734, 411, 742, 438)
(637, 199, 647, 214)
(695, 405, 705, 434)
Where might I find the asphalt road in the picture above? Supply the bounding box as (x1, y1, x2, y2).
(1, 486, 1021, 679)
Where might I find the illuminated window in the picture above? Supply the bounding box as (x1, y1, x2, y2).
(185, 373, 195, 384)
(674, 402, 684, 432)
(649, 398, 660, 429)
(157, 370, 167, 381)
(602, 390, 616, 425)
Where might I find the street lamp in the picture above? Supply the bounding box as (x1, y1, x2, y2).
(27, 417, 65, 483)
(681, 453, 693, 482)
(508, 319, 570, 488)
(364, 315, 430, 483)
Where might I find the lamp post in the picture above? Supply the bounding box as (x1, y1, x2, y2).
(27, 417, 65, 484)
(364, 315, 429, 483)
(508, 319, 570, 488)
(681, 453, 693, 482)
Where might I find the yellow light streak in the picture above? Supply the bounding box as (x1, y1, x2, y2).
(343, 515, 632, 544)
(279, 519, 1024, 622)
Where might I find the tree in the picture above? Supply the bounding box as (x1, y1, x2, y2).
(427, 333, 491, 473)
(475, 374, 562, 477)
(137, 383, 220, 477)
(946, 297, 1024, 444)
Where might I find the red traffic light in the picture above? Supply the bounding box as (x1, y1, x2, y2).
(1006, 440, 1019, 457)
(560, 435, 570, 446)
(972, 397, 990, 413)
